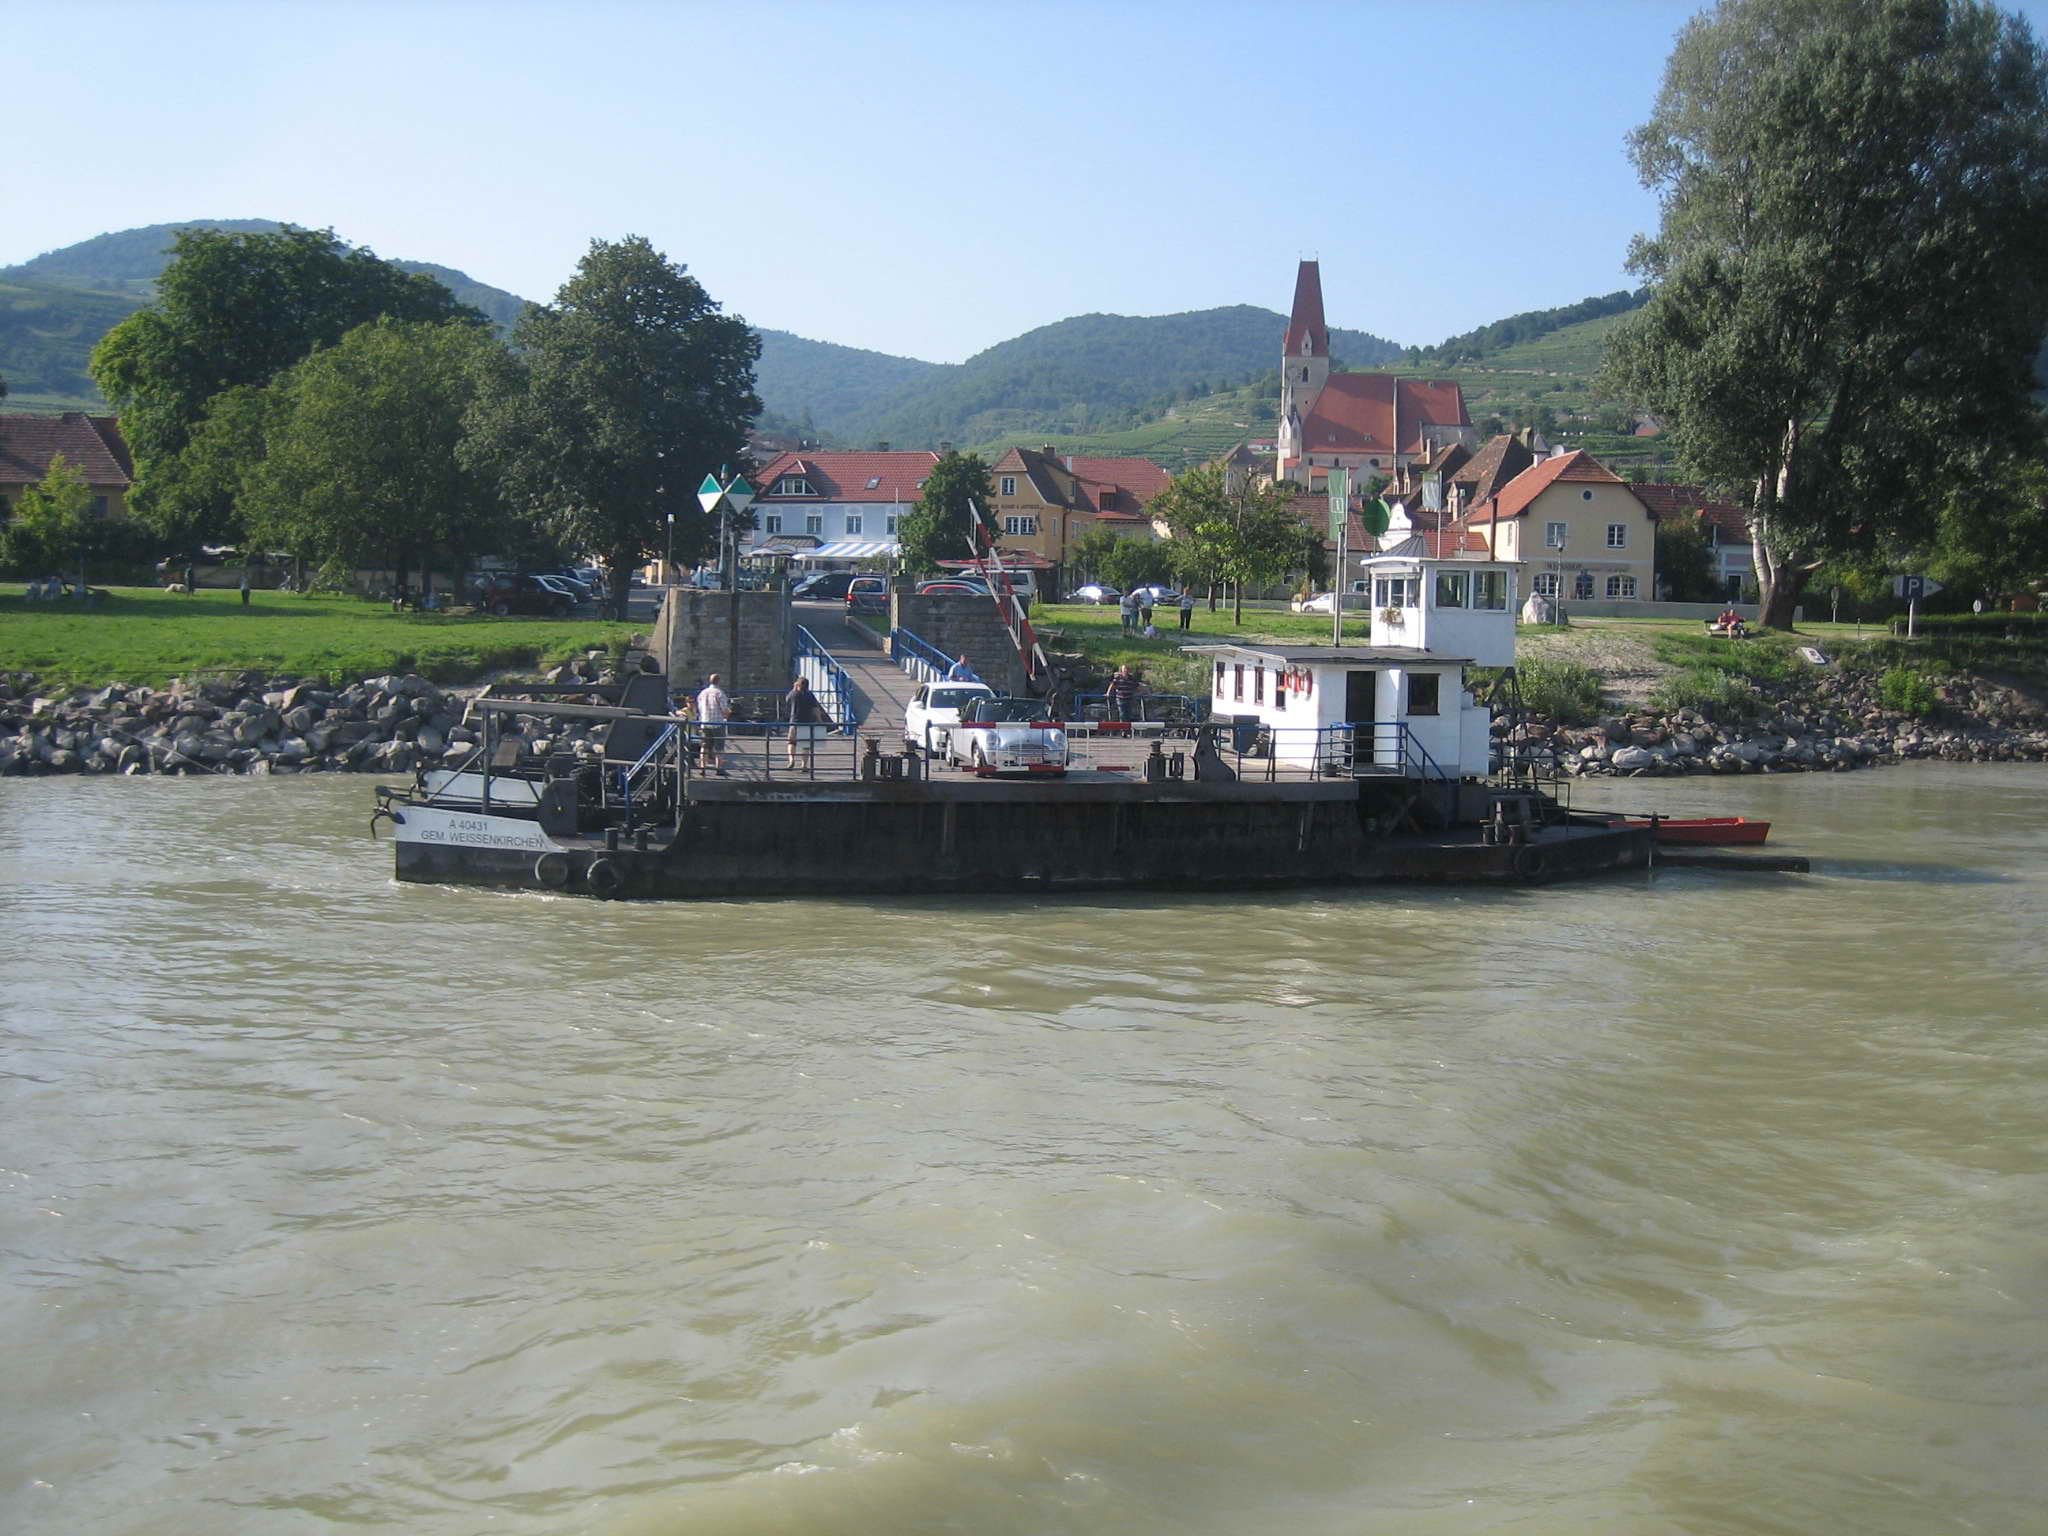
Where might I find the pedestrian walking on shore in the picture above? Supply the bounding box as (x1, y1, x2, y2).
(1178, 590, 1194, 631)
(1107, 664, 1141, 724)
(695, 673, 732, 775)
(1138, 590, 1155, 629)
(784, 676, 828, 772)
(240, 568, 251, 607)
(1119, 589, 1137, 635)
(183, 562, 196, 595)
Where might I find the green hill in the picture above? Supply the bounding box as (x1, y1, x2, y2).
(753, 330, 945, 439)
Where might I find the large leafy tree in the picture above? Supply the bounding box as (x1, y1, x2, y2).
(91, 225, 483, 548)
(4, 453, 92, 580)
(1603, 0, 2048, 628)
(1149, 463, 1304, 620)
(463, 236, 759, 616)
(899, 450, 995, 573)
(248, 319, 507, 590)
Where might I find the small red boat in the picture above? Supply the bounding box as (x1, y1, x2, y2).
(1619, 816, 1772, 845)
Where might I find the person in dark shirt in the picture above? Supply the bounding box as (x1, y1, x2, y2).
(784, 676, 829, 771)
(1107, 665, 1142, 723)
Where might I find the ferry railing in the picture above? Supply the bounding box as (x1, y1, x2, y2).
(890, 627, 953, 685)
(793, 625, 860, 731)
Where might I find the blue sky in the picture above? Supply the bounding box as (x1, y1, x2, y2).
(11, 0, 2048, 364)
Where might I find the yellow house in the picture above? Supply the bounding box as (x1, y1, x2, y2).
(1463, 450, 1657, 604)
(0, 412, 134, 523)
(987, 447, 1169, 591)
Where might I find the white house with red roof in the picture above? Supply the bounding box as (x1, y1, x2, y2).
(1462, 449, 1657, 603)
(741, 450, 940, 567)
(1276, 261, 1477, 488)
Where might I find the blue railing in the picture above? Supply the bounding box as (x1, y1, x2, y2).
(890, 626, 954, 685)
(794, 625, 859, 731)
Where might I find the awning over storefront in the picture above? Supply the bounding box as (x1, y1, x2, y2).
(807, 539, 899, 560)
(743, 536, 820, 561)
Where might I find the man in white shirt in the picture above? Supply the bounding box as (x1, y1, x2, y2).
(695, 673, 731, 774)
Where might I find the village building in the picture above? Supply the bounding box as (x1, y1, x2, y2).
(739, 449, 940, 571)
(1275, 260, 1477, 489)
(1460, 448, 1657, 603)
(0, 412, 134, 523)
(986, 446, 1168, 591)
(1631, 481, 1753, 599)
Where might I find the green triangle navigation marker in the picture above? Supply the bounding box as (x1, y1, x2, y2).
(723, 476, 755, 515)
(697, 473, 725, 514)
(1362, 497, 1392, 538)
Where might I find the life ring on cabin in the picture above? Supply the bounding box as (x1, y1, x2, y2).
(533, 851, 570, 889)
(584, 855, 626, 900)
(1513, 846, 1549, 879)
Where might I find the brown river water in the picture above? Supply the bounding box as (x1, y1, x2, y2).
(3, 765, 2045, 1535)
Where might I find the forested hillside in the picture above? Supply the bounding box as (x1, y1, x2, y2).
(841, 305, 1402, 448)
(753, 330, 945, 439)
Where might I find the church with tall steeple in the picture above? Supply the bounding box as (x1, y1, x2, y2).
(1275, 260, 1476, 489)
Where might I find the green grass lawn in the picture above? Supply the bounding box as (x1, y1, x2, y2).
(1032, 600, 1368, 695)
(0, 585, 642, 692)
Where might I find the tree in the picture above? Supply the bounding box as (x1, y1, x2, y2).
(1096, 536, 1176, 594)
(91, 225, 484, 548)
(1603, 0, 2048, 628)
(463, 237, 760, 616)
(249, 320, 508, 591)
(1654, 516, 1723, 601)
(899, 450, 994, 573)
(6, 454, 94, 582)
(1148, 463, 1305, 621)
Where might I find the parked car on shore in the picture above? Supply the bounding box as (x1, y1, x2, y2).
(1291, 592, 1338, 614)
(472, 573, 575, 617)
(846, 575, 890, 615)
(1070, 584, 1120, 604)
(792, 571, 857, 601)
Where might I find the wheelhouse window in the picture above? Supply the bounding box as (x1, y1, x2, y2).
(1253, 667, 1265, 705)
(1544, 521, 1568, 549)
(1433, 570, 1469, 608)
(1606, 523, 1628, 549)
(1233, 664, 1244, 702)
(1473, 569, 1509, 610)
(1373, 576, 1419, 609)
(1215, 661, 1226, 697)
(1408, 673, 1441, 715)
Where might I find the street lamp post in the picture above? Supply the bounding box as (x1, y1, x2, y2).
(665, 511, 674, 588)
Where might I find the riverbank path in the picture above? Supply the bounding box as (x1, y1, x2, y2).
(794, 600, 917, 739)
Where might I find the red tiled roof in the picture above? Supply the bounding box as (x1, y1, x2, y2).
(1448, 434, 1534, 504)
(1465, 450, 1633, 524)
(1300, 374, 1470, 456)
(0, 412, 134, 489)
(991, 447, 1168, 518)
(751, 449, 939, 502)
(1632, 482, 1750, 539)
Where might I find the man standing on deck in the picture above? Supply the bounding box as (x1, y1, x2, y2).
(946, 653, 980, 682)
(1107, 664, 1141, 724)
(696, 673, 731, 775)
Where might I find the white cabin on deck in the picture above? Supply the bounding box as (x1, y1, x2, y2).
(1360, 549, 1518, 666)
(1185, 643, 1491, 779)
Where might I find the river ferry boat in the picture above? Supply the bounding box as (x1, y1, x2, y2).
(373, 554, 1653, 899)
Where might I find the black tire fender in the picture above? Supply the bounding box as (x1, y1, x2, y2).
(1513, 845, 1549, 879)
(584, 855, 626, 900)
(534, 851, 570, 889)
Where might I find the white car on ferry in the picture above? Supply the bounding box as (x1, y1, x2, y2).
(945, 696, 1070, 776)
(903, 681, 997, 759)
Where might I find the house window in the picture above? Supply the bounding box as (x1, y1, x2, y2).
(1434, 570, 1469, 608)
(805, 514, 824, 536)
(1582, 489, 1595, 501)
(1408, 673, 1441, 715)
(1000, 476, 1017, 496)
(1607, 574, 1638, 599)
(1473, 569, 1509, 610)
(886, 514, 900, 535)
(1574, 570, 1595, 600)
(89, 495, 110, 519)
(763, 514, 782, 534)
(844, 514, 862, 535)
(1544, 521, 1568, 549)
(1534, 572, 1559, 598)
(1215, 661, 1226, 697)
(1004, 515, 1038, 536)
(1097, 490, 1115, 511)
(1606, 523, 1627, 549)
(1233, 664, 1244, 702)
(774, 476, 814, 497)
(866, 477, 881, 490)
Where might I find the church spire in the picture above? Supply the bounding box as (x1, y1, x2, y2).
(1283, 259, 1328, 358)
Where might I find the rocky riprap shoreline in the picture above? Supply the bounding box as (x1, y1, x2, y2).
(1503, 668, 2048, 777)
(0, 661, 622, 778)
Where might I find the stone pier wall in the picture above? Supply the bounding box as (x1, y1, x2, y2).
(657, 588, 793, 697)
(893, 592, 1028, 696)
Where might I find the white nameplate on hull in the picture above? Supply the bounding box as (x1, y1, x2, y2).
(395, 804, 565, 852)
